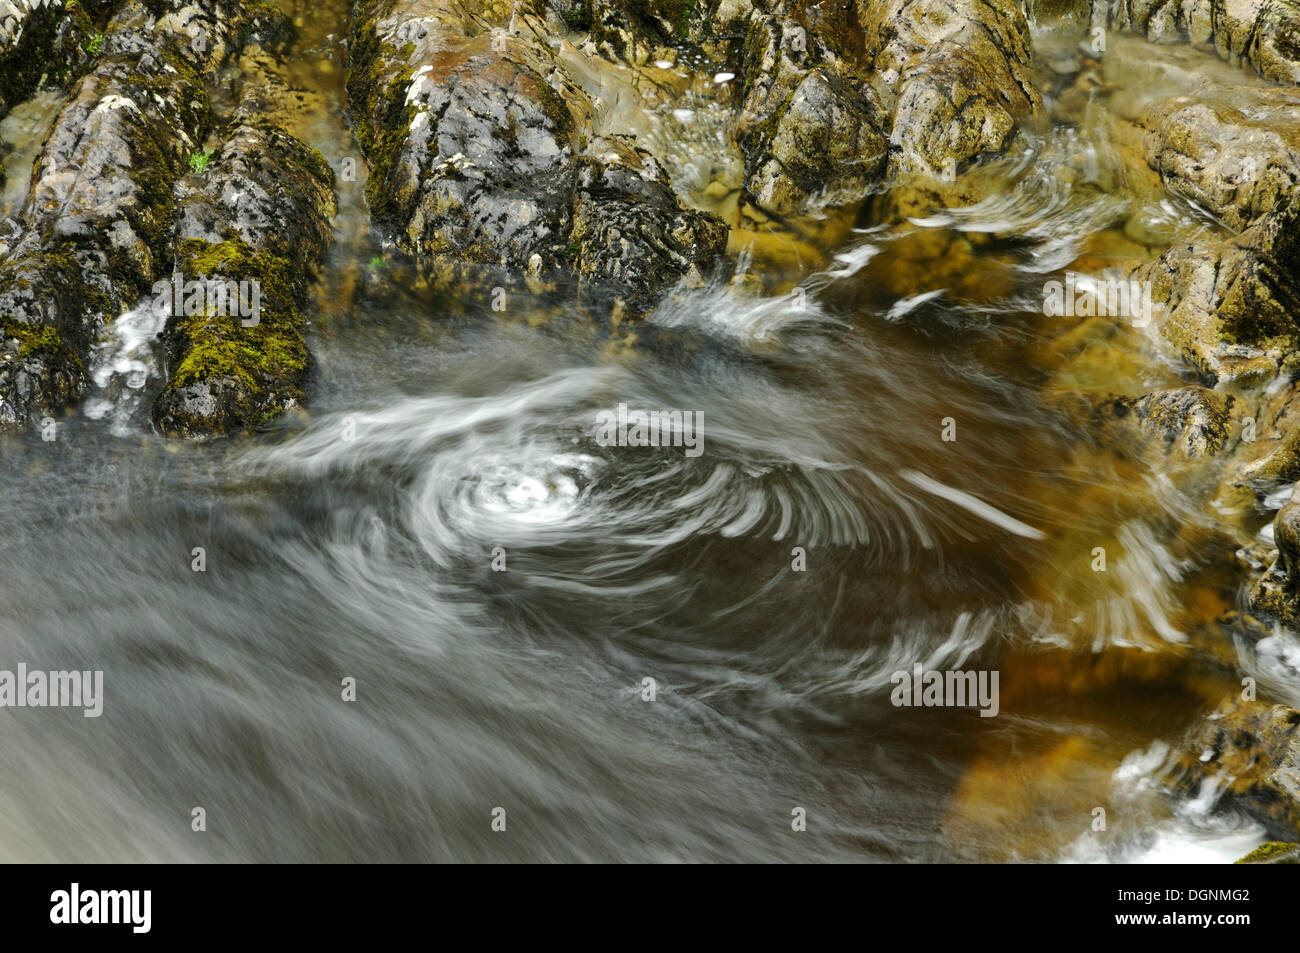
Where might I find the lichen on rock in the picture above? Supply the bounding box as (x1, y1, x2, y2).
(1136, 86, 1300, 232)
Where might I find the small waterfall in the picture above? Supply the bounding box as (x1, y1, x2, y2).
(82, 294, 169, 436)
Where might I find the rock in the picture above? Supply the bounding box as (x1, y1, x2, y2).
(0, 0, 315, 433)
(1273, 499, 1300, 584)
(0, 0, 219, 429)
(859, 0, 1042, 180)
(1104, 0, 1300, 85)
(590, 0, 693, 63)
(1103, 386, 1237, 456)
(1133, 189, 1300, 386)
(346, 0, 726, 321)
(1235, 840, 1300, 863)
(1136, 87, 1300, 231)
(152, 124, 336, 438)
(727, 4, 890, 218)
(725, 0, 1040, 219)
(739, 64, 888, 216)
(1249, 488, 1300, 625)
(569, 134, 726, 317)
(0, 255, 93, 427)
(1222, 378, 1300, 499)
(0, 0, 97, 121)
(1169, 698, 1300, 839)
(149, 6, 332, 439)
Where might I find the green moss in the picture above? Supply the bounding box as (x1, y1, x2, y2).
(113, 56, 209, 284)
(233, 1, 296, 51)
(563, 0, 593, 30)
(1235, 841, 1300, 863)
(124, 139, 179, 273)
(677, 0, 694, 41)
(2, 318, 60, 360)
(348, 21, 419, 225)
(161, 239, 308, 398)
(305, 147, 335, 188)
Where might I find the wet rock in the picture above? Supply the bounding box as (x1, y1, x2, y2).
(1134, 189, 1300, 386)
(1273, 497, 1300, 582)
(739, 64, 888, 216)
(149, 11, 334, 439)
(0, 0, 307, 432)
(1247, 484, 1300, 624)
(590, 0, 692, 63)
(0, 253, 94, 426)
(1136, 87, 1300, 231)
(1222, 378, 1300, 499)
(568, 0, 1039, 230)
(859, 0, 1042, 180)
(346, 0, 726, 321)
(1104, 0, 1300, 85)
(570, 135, 725, 318)
(723, 4, 889, 219)
(0, 0, 98, 121)
(1169, 698, 1300, 838)
(1103, 385, 1236, 456)
(152, 126, 336, 438)
(722, 0, 1039, 219)
(0, 0, 221, 429)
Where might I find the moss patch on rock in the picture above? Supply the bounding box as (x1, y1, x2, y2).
(153, 239, 308, 437)
(1235, 841, 1300, 863)
(0, 316, 83, 368)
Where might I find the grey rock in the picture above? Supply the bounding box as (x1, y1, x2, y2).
(347, 0, 726, 322)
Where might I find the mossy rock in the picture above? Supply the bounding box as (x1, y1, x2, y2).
(231, 1, 297, 54)
(345, 17, 418, 229)
(0, 0, 97, 121)
(152, 239, 309, 438)
(0, 315, 89, 426)
(1235, 841, 1300, 864)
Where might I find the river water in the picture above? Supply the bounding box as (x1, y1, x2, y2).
(1, 5, 1298, 862)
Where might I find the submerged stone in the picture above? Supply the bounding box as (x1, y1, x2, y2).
(1169, 699, 1300, 839)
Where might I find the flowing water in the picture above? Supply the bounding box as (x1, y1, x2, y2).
(1, 6, 1299, 862)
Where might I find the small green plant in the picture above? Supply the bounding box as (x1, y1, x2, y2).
(83, 33, 104, 56)
(188, 151, 211, 175)
(368, 256, 384, 270)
